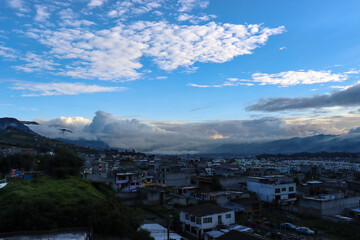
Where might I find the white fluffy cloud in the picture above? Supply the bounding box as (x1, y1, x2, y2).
(107, 0, 164, 18)
(252, 70, 347, 86)
(88, 0, 108, 8)
(27, 110, 360, 154)
(189, 70, 351, 88)
(7, 0, 28, 12)
(21, 21, 284, 81)
(10, 81, 126, 96)
(34, 5, 51, 22)
(134, 21, 285, 71)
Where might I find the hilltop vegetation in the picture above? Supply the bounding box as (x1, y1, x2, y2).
(0, 148, 83, 179)
(0, 177, 151, 239)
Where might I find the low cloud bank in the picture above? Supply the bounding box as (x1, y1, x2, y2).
(28, 110, 360, 154)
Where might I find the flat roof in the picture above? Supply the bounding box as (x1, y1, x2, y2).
(181, 204, 232, 217)
(140, 224, 183, 240)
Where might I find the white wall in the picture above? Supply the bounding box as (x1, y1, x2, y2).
(180, 210, 235, 230)
(247, 181, 296, 202)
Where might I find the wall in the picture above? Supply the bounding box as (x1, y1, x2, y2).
(247, 181, 296, 202)
(298, 196, 360, 216)
(180, 210, 235, 231)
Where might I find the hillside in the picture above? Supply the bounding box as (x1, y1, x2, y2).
(0, 177, 149, 239)
(0, 117, 37, 135)
(0, 128, 100, 154)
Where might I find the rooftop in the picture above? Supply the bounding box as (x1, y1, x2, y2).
(180, 204, 232, 217)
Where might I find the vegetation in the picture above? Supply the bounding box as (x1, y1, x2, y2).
(0, 128, 99, 154)
(39, 148, 84, 178)
(0, 148, 84, 179)
(0, 177, 151, 239)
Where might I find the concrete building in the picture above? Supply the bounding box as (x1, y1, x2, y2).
(298, 195, 360, 216)
(180, 205, 235, 239)
(247, 175, 296, 204)
(157, 169, 191, 187)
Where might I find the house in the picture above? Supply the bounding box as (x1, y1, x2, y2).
(247, 175, 296, 204)
(180, 204, 235, 239)
(114, 172, 142, 192)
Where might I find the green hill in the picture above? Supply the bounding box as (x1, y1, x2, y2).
(0, 177, 150, 239)
(0, 128, 98, 154)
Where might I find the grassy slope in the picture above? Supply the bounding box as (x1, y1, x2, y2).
(0, 177, 141, 237)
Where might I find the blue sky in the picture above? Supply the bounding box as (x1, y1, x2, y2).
(1, 0, 360, 153)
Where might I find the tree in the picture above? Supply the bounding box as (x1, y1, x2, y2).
(41, 148, 84, 178)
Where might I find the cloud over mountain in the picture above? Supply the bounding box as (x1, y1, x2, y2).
(28, 110, 360, 154)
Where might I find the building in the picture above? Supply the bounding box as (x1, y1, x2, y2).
(247, 175, 296, 204)
(157, 170, 191, 187)
(114, 172, 142, 192)
(180, 204, 235, 239)
(298, 195, 360, 216)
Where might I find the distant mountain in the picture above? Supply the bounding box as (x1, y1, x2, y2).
(56, 138, 110, 150)
(0, 117, 37, 135)
(21, 121, 39, 125)
(212, 133, 360, 154)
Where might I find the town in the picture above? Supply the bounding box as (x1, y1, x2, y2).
(1, 141, 360, 240)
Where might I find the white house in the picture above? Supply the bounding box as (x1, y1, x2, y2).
(247, 175, 296, 204)
(180, 205, 235, 239)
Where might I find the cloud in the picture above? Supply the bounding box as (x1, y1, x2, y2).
(138, 22, 285, 71)
(88, 0, 108, 8)
(14, 52, 59, 73)
(7, 0, 28, 12)
(252, 70, 347, 86)
(107, 0, 164, 18)
(177, 13, 216, 23)
(188, 77, 254, 88)
(189, 69, 349, 89)
(28, 110, 360, 154)
(34, 5, 51, 22)
(156, 76, 168, 80)
(188, 82, 253, 88)
(0, 45, 18, 59)
(178, 0, 209, 12)
(10, 81, 126, 96)
(247, 83, 360, 112)
(21, 21, 284, 81)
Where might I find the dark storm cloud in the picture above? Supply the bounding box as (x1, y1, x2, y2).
(247, 84, 360, 112)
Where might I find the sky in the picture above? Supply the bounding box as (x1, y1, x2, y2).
(2, 0, 360, 153)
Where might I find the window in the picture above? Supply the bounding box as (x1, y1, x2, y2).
(282, 188, 286, 192)
(275, 188, 280, 193)
(185, 214, 189, 220)
(289, 187, 294, 192)
(203, 217, 212, 223)
(226, 214, 231, 219)
(191, 216, 195, 222)
(196, 218, 202, 224)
